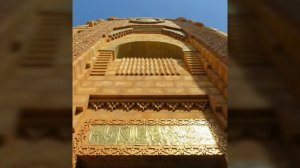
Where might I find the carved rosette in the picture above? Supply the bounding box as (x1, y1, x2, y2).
(129, 18, 165, 24)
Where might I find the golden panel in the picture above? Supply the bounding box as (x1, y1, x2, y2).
(88, 125, 216, 146)
(74, 119, 226, 156)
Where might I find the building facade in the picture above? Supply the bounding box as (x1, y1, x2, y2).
(73, 17, 227, 168)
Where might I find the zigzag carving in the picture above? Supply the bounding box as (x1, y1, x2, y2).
(89, 101, 207, 112)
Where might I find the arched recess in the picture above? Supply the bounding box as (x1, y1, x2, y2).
(116, 41, 183, 59)
(103, 34, 195, 53)
(95, 34, 204, 75)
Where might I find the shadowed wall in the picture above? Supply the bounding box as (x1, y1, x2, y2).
(117, 41, 183, 59)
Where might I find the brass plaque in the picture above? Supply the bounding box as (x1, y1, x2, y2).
(88, 125, 216, 146)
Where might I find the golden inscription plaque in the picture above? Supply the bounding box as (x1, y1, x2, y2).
(74, 119, 226, 156)
(88, 125, 216, 146)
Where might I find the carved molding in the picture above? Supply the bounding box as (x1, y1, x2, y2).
(88, 95, 209, 112)
(73, 119, 227, 157)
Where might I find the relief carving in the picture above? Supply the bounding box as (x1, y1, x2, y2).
(116, 58, 180, 76)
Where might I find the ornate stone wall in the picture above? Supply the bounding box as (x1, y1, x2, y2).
(73, 17, 227, 168)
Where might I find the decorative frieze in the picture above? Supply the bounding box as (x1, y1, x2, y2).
(88, 95, 209, 112)
(89, 101, 207, 112)
(116, 58, 180, 76)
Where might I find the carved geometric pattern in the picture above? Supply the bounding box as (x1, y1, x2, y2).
(175, 22, 228, 60)
(89, 101, 207, 112)
(73, 119, 227, 157)
(73, 20, 128, 57)
(116, 58, 180, 76)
